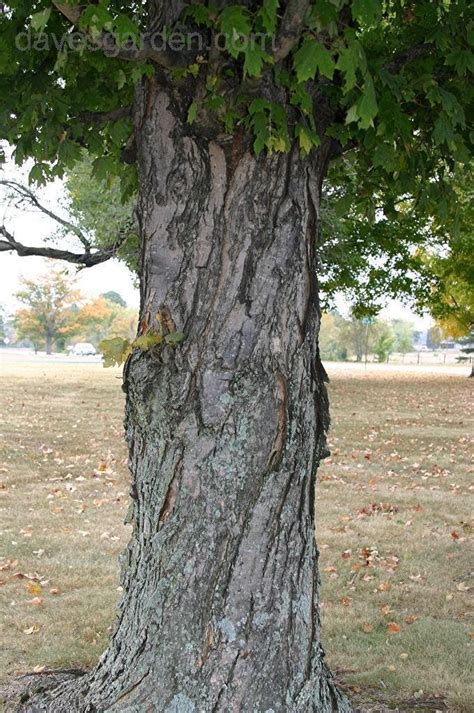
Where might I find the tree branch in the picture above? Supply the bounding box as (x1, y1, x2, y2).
(273, 0, 312, 62)
(0, 179, 90, 248)
(0, 225, 118, 267)
(52, 2, 194, 69)
(385, 43, 433, 74)
(78, 106, 132, 125)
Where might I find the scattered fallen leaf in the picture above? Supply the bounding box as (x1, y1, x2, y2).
(27, 597, 44, 606)
(362, 623, 374, 633)
(23, 625, 41, 635)
(387, 622, 401, 634)
(26, 582, 42, 596)
(340, 597, 351, 607)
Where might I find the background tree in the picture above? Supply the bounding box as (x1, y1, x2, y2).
(457, 330, 474, 377)
(101, 290, 127, 308)
(392, 320, 414, 358)
(319, 311, 347, 362)
(0, 1, 472, 711)
(373, 323, 395, 363)
(77, 294, 137, 345)
(14, 269, 81, 354)
(0, 304, 6, 346)
(427, 325, 443, 350)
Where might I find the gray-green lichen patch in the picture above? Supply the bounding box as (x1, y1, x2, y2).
(164, 692, 196, 712)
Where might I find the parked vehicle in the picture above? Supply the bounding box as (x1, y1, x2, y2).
(71, 342, 96, 356)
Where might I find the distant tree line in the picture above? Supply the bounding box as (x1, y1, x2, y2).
(320, 312, 419, 363)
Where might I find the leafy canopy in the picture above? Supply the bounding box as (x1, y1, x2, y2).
(0, 0, 472, 208)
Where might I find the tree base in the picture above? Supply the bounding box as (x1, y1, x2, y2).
(5, 661, 352, 712)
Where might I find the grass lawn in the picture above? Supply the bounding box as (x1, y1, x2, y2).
(0, 355, 472, 711)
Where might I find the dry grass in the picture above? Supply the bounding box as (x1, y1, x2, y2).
(0, 354, 472, 711)
(318, 365, 473, 712)
(0, 355, 130, 680)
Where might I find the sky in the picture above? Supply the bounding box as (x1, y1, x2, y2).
(0, 152, 432, 329)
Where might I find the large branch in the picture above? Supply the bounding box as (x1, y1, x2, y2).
(273, 0, 312, 62)
(385, 42, 433, 73)
(0, 179, 90, 248)
(78, 106, 132, 125)
(52, 2, 194, 69)
(0, 225, 117, 267)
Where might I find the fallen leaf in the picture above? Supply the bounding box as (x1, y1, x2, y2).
(27, 597, 44, 606)
(23, 625, 41, 635)
(451, 530, 460, 540)
(387, 622, 401, 634)
(456, 582, 470, 592)
(0, 559, 19, 571)
(362, 623, 374, 633)
(340, 597, 351, 607)
(26, 582, 42, 596)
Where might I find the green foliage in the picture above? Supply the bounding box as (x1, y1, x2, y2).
(0, 0, 470, 194)
(0, 0, 472, 317)
(293, 39, 335, 82)
(373, 329, 395, 363)
(101, 291, 127, 308)
(99, 330, 186, 367)
(98, 336, 132, 368)
(63, 153, 139, 271)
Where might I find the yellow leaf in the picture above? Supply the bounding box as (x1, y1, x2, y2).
(26, 582, 42, 596)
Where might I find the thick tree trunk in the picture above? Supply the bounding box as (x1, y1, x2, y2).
(23, 89, 351, 712)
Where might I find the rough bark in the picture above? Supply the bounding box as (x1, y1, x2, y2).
(18, 86, 352, 712)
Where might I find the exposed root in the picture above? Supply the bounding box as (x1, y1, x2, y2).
(0, 670, 88, 713)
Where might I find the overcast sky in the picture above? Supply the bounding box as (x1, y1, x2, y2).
(0, 151, 431, 329)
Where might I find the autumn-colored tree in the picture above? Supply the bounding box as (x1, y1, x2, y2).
(77, 295, 137, 345)
(14, 269, 81, 354)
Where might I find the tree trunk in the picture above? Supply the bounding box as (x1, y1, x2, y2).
(24, 88, 351, 712)
(45, 332, 53, 355)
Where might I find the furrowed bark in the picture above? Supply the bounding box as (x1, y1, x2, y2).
(19, 86, 351, 712)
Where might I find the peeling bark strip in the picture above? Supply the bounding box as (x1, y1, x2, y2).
(25, 89, 352, 712)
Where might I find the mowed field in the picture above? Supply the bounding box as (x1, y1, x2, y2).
(0, 353, 472, 712)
